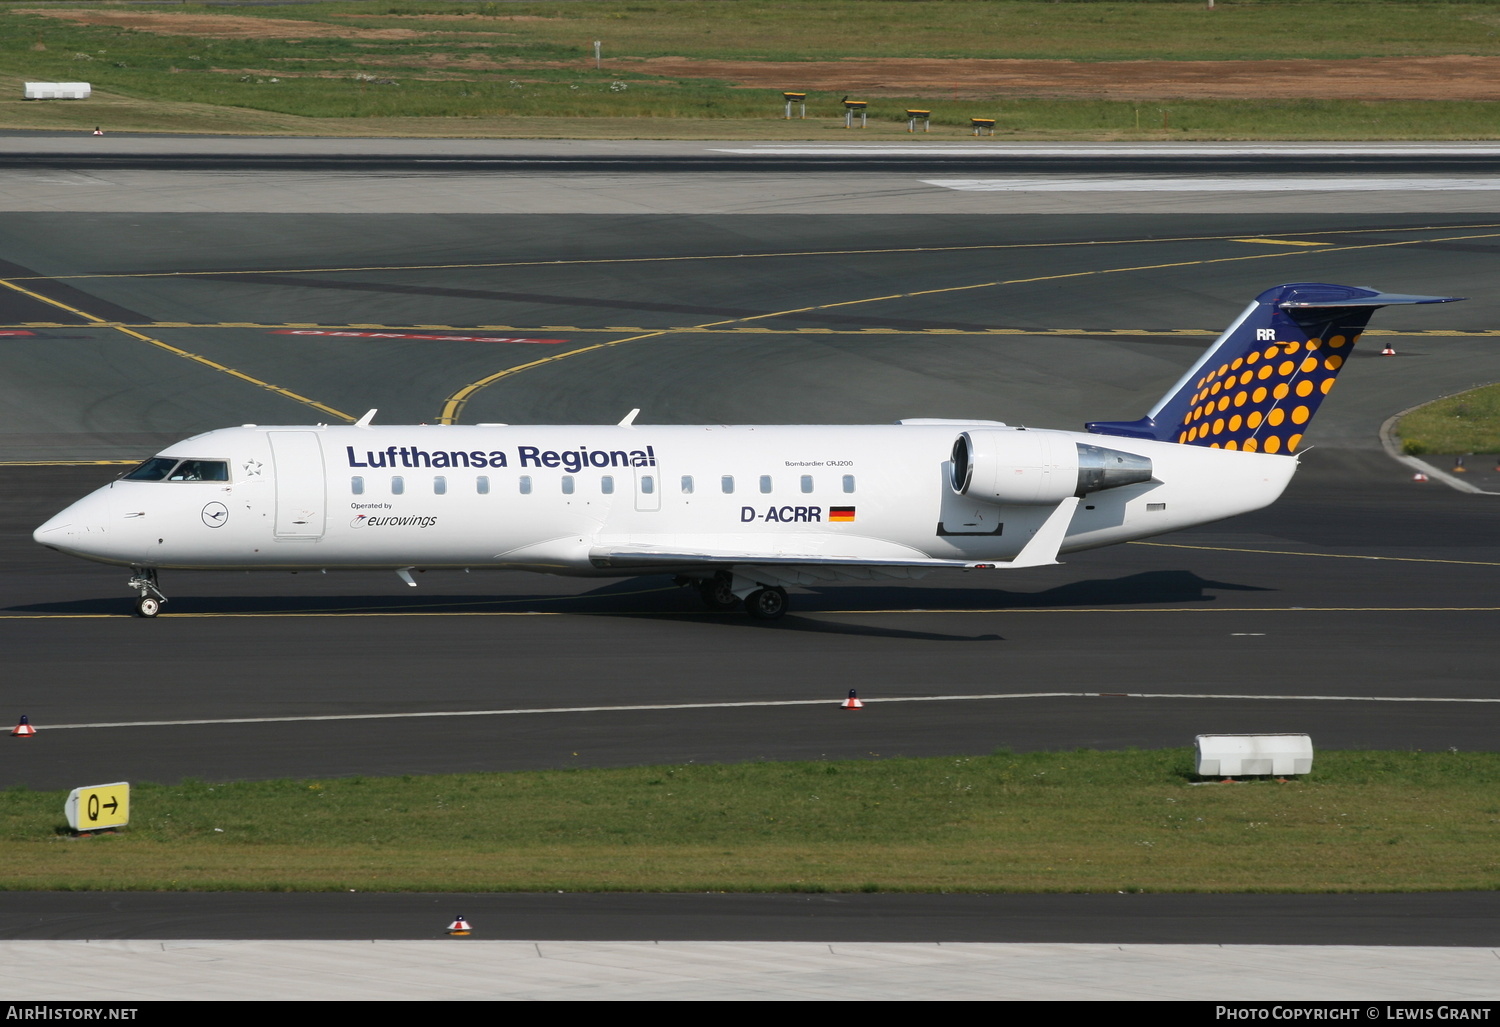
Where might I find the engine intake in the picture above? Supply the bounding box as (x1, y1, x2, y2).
(951, 430, 1152, 505)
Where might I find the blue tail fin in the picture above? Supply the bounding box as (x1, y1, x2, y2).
(1085, 283, 1461, 455)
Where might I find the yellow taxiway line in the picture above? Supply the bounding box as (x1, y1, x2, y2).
(0, 280, 354, 423)
(436, 227, 1500, 424)
(5, 222, 1496, 284)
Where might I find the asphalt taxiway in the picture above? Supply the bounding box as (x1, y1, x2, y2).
(1, 140, 1498, 994)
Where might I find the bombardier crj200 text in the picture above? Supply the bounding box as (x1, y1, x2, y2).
(35, 283, 1459, 619)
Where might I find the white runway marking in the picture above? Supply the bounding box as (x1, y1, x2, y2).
(40, 690, 1500, 732)
(715, 144, 1500, 157)
(924, 176, 1500, 192)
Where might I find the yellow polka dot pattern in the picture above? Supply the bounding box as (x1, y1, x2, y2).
(1175, 333, 1357, 453)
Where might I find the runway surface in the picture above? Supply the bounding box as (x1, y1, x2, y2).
(1, 140, 1497, 989)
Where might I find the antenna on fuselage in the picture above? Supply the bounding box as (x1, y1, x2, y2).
(618, 408, 640, 427)
(354, 409, 377, 428)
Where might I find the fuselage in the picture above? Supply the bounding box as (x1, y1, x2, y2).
(34, 421, 1298, 575)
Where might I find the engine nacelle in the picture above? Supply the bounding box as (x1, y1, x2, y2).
(951, 430, 1153, 505)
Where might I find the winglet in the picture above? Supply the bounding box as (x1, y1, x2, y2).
(354, 409, 378, 428)
(1000, 496, 1078, 569)
(618, 408, 640, 427)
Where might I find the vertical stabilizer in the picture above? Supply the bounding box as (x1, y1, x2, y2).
(1085, 283, 1461, 454)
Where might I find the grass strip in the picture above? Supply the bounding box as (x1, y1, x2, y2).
(4, 80, 1499, 139)
(1396, 384, 1500, 456)
(3, 749, 1498, 893)
(5, 2, 1500, 138)
(8, 2, 1500, 64)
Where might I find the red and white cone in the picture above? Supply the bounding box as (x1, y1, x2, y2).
(11, 715, 35, 738)
(840, 689, 864, 710)
(91, 127, 103, 136)
(446, 916, 471, 936)
(1412, 472, 1429, 483)
(1380, 342, 1396, 356)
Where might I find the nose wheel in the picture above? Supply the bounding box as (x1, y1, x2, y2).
(127, 569, 166, 618)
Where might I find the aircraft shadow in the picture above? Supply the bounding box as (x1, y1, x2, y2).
(601, 569, 1270, 642)
(5, 570, 1267, 637)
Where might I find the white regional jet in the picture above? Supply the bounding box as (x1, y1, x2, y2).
(35, 283, 1458, 619)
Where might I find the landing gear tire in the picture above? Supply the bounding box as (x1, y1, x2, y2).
(744, 586, 788, 620)
(127, 568, 166, 618)
(697, 574, 740, 612)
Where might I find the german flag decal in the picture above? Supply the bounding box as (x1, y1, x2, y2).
(829, 507, 856, 522)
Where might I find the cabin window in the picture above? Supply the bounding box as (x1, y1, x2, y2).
(351, 476, 365, 495)
(721, 475, 734, 494)
(391, 476, 405, 495)
(842, 474, 856, 493)
(519, 475, 532, 495)
(759, 475, 772, 494)
(800, 475, 813, 494)
(640, 475, 655, 495)
(681, 475, 694, 494)
(476, 476, 490, 495)
(433, 476, 447, 495)
(561, 475, 575, 495)
(601, 475, 614, 495)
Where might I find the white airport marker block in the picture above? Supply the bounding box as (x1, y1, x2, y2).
(24, 82, 91, 100)
(1195, 734, 1312, 778)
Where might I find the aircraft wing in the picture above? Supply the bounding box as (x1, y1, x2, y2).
(589, 497, 1079, 576)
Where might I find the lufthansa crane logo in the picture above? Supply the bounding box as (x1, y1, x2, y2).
(201, 502, 229, 528)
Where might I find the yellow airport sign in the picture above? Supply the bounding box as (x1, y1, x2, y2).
(65, 782, 129, 832)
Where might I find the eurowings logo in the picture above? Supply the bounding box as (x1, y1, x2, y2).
(350, 514, 438, 529)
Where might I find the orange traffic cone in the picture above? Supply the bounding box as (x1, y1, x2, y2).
(11, 715, 35, 738)
(840, 689, 864, 710)
(1380, 342, 1396, 356)
(1412, 472, 1429, 482)
(446, 916, 471, 936)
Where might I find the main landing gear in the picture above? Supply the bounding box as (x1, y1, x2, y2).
(743, 586, 788, 621)
(695, 572, 740, 612)
(682, 571, 790, 620)
(127, 568, 166, 618)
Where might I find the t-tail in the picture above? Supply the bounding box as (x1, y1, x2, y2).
(1085, 283, 1462, 454)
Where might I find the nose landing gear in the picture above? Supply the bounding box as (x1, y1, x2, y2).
(127, 569, 166, 618)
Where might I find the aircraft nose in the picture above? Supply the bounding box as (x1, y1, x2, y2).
(33, 492, 111, 553)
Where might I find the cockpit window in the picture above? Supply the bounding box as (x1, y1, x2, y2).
(124, 458, 176, 481)
(123, 458, 229, 482)
(170, 460, 229, 481)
